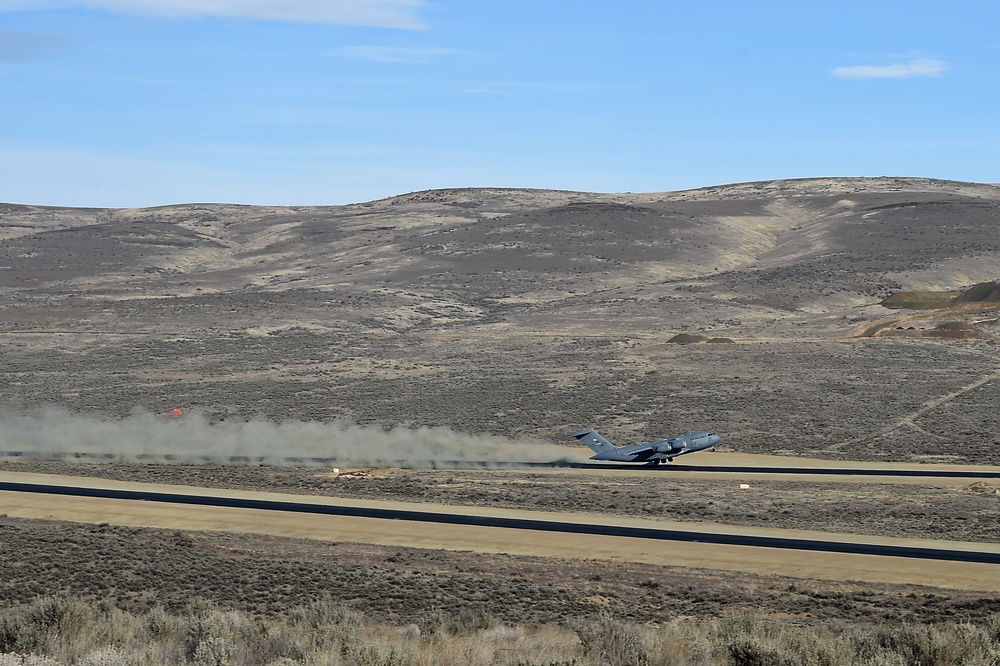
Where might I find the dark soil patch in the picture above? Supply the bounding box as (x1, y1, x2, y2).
(1, 515, 996, 626)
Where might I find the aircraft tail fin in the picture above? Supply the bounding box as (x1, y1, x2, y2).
(571, 428, 617, 456)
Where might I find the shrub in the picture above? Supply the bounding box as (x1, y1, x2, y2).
(78, 646, 129, 666)
(573, 612, 650, 666)
(192, 635, 235, 666)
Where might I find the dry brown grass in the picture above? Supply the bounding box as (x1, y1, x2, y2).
(3, 596, 1000, 665)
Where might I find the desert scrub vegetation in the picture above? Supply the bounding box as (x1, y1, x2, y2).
(3, 597, 1000, 666)
(3, 516, 1000, 627)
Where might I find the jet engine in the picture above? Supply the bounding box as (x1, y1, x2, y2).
(653, 439, 682, 454)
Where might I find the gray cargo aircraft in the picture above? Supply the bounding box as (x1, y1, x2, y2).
(572, 428, 720, 464)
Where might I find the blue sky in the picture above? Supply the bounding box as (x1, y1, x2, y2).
(1, 1, 998, 207)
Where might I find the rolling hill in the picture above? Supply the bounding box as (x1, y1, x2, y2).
(2, 177, 999, 462)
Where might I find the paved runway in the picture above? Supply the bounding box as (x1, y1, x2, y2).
(4, 478, 1000, 565)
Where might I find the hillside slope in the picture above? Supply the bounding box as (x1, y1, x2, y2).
(1, 177, 999, 462)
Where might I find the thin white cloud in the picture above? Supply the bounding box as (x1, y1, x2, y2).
(338, 45, 461, 63)
(832, 58, 947, 80)
(0, 0, 429, 29)
(0, 28, 67, 62)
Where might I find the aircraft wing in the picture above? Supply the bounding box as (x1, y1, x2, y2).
(614, 442, 657, 456)
(572, 429, 655, 454)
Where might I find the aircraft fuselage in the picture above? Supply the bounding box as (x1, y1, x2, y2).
(575, 429, 720, 464)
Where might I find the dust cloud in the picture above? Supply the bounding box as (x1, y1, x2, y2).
(0, 406, 579, 467)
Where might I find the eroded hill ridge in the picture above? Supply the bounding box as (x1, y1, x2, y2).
(2, 176, 998, 342)
(3, 177, 1000, 454)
